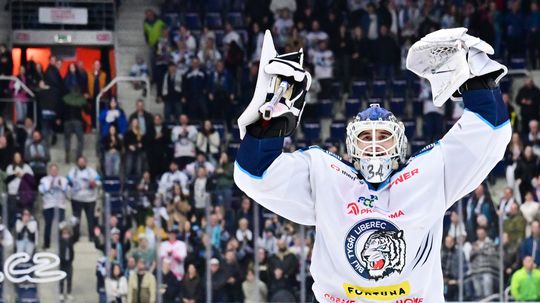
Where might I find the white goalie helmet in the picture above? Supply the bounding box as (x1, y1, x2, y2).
(346, 104, 408, 183)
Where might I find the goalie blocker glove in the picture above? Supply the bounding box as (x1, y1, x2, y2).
(238, 30, 311, 140)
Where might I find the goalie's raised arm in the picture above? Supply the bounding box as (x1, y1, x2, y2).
(407, 28, 512, 209)
(234, 31, 316, 225)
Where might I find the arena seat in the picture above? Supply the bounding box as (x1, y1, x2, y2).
(205, 13, 223, 29)
(351, 81, 368, 99)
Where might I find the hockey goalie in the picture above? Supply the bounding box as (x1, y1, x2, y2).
(233, 28, 511, 302)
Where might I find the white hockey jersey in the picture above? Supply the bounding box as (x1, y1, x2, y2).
(234, 89, 511, 303)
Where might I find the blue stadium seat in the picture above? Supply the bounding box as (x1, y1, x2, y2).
(402, 119, 416, 139)
(351, 81, 368, 99)
(510, 57, 526, 69)
(330, 120, 347, 140)
(371, 80, 387, 99)
(410, 138, 428, 154)
(345, 99, 361, 118)
(16, 282, 37, 303)
(185, 13, 201, 30)
(303, 122, 321, 142)
(212, 120, 226, 139)
(215, 30, 224, 47)
(103, 177, 122, 193)
(392, 78, 407, 98)
(205, 13, 223, 29)
(108, 193, 124, 215)
(164, 13, 179, 27)
(205, 0, 223, 12)
(227, 12, 244, 28)
(318, 99, 333, 118)
(228, 141, 241, 159)
(231, 124, 240, 140)
(390, 97, 406, 117)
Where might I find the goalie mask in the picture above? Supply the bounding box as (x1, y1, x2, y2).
(346, 104, 408, 183)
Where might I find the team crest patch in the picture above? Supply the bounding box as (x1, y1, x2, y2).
(344, 218, 406, 281)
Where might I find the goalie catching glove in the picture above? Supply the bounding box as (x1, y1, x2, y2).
(238, 30, 312, 139)
(406, 27, 508, 106)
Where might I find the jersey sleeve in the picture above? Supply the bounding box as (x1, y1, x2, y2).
(234, 134, 316, 225)
(439, 87, 512, 209)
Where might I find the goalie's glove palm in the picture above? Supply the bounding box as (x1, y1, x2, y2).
(238, 30, 311, 139)
(406, 28, 507, 106)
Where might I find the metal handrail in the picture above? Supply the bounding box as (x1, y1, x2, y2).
(0, 75, 37, 123)
(95, 76, 150, 132)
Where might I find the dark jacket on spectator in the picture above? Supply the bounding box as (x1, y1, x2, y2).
(519, 236, 540, 266)
(162, 269, 181, 302)
(59, 237, 75, 266)
(182, 275, 203, 301)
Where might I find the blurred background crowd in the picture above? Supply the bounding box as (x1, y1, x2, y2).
(0, 0, 539, 302)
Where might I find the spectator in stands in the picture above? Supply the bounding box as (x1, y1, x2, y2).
(129, 99, 154, 138)
(103, 124, 122, 177)
(198, 37, 222, 73)
(191, 167, 211, 219)
(94, 227, 130, 270)
(57, 84, 85, 163)
(15, 208, 38, 255)
(171, 114, 197, 169)
(41, 56, 65, 145)
(213, 152, 234, 208)
(305, 20, 328, 52)
(67, 156, 101, 242)
(521, 192, 539, 235)
(466, 184, 497, 242)
(506, 134, 523, 199)
(127, 258, 156, 303)
(143, 9, 166, 50)
(196, 120, 220, 163)
(161, 62, 183, 123)
(0, 44, 12, 114)
(224, 40, 245, 87)
(39, 163, 68, 249)
(64, 62, 88, 96)
(373, 25, 400, 80)
(87, 60, 107, 122)
(516, 78, 540, 133)
(105, 263, 128, 303)
(350, 26, 371, 80)
(173, 25, 197, 54)
(0, 116, 14, 147)
(515, 146, 539, 201)
(130, 55, 149, 95)
(182, 263, 203, 302)
(16, 117, 35, 152)
(182, 57, 208, 120)
(420, 78, 444, 142)
(504, 202, 527, 248)
(243, 268, 268, 303)
(236, 217, 253, 246)
(186, 153, 215, 179)
(154, 28, 171, 97)
(268, 267, 295, 302)
(526, 120, 540, 155)
(0, 136, 13, 176)
(441, 235, 464, 301)
(159, 160, 189, 196)
(208, 60, 235, 123)
(528, 2, 540, 69)
(209, 257, 227, 302)
(519, 220, 540, 266)
(505, 0, 527, 62)
(332, 24, 352, 88)
(134, 214, 167, 250)
(10, 65, 31, 123)
(248, 22, 264, 62)
(310, 40, 334, 99)
(469, 226, 498, 300)
(510, 255, 540, 301)
(273, 7, 294, 49)
(159, 227, 187, 280)
(171, 40, 193, 69)
(59, 224, 75, 301)
(222, 249, 243, 302)
(223, 21, 243, 49)
(269, 239, 298, 287)
(497, 187, 516, 219)
(99, 97, 128, 139)
(447, 211, 467, 242)
(6, 151, 34, 228)
(502, 231, 521, 283)
(24, 129, 49, 184)
(145, 114, 168, 179)
(158, 258, 180, 302)
(124, 118, 147, 178)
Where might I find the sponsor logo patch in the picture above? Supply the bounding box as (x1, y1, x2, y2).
(390, 168, 419, 188)
(343, 281, 411, 300)
(323, 292, 356, 303)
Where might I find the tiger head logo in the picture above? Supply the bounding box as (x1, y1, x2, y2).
(360, 230, 405, 281)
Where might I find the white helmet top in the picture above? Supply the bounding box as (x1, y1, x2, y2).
(346, 104, 408, 184)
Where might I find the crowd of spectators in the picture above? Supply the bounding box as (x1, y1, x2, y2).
(0, 0, 538, 302)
